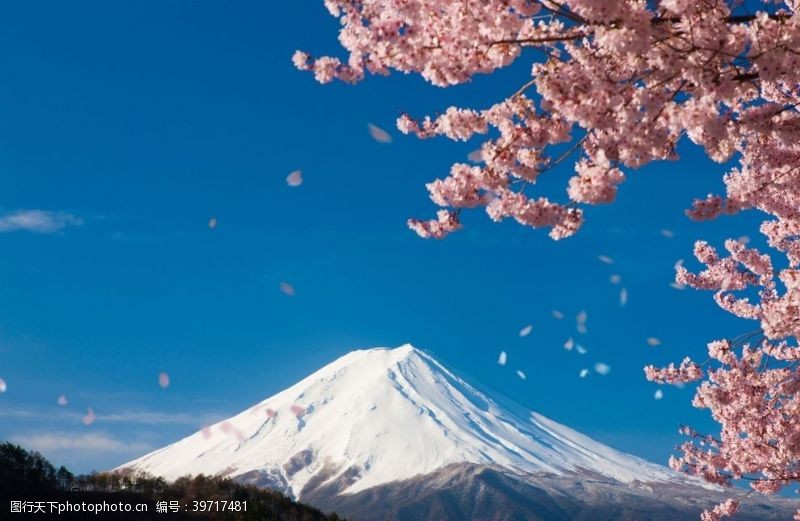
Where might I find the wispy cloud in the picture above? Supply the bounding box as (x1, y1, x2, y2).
(0, 210, 83, 233)
(0, 407, 223, 426)
(12, 432, 151, 455)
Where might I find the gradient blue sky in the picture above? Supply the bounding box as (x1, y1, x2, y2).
(0, 1, 765, 474)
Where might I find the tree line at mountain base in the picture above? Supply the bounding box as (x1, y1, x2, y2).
(0, 442, 346, 520)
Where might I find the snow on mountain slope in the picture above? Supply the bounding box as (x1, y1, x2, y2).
(120, 344, 702, 499)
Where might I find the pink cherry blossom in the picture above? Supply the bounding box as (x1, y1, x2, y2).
(279, 282, 296, 296)
(286, 169, 303, 187)
(57, 394, 68, 406)
(300, 1, 800, 511)
(82, 407, 96, 426)
(368, 123, 392, 143)
(158, 372, 170, 389)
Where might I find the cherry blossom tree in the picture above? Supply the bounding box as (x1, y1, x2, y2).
(295, 1, 800, 518)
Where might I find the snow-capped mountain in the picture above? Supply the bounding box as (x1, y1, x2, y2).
(121, 344, 699, 497)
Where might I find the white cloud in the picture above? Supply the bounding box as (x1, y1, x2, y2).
(0, 408, 223, 426)
(0, 210, 83, 233)
(12, 432, 150, 455)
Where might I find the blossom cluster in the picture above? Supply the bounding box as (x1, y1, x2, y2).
(298, 1, 800, 517)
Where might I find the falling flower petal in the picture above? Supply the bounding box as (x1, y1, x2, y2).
(610, 274, 621, 284)
(279, 282, 296, 296)
(368, 123, 392, 143)
(208, 217, 217, 229)
(620, 287, 628, 306)
(467, 149, 483, 163)
(576, 344, 588, 355)
(674, 258, 684, 270)
(497, 351, 507, 366)
(598, 255, 614, 264)
(286, 169, 303, 187)
(220, 421, 245, 441)
(670, 282, 686, 290)
(738, 235, 751, 245)
(646, 337, 662, 347)
(594, 363, 611, 375)
(0, 378, 6, 393)
(564, 338, 574, 351)
(290, 404, 306, 417)
(576, 310, 588, 334)
(57, 394, 68, 406)
(579, 369, 589, 378)
(654, 389, 664, 400)
(266, 408, 277, 418)
(552, 310, 564, 319)
(516, 370, 526, 380)
(158, 372, 170, 389)
(519, 325, 533, 337)
(660, 229, 675, 238)
(82, 407, 96, 426)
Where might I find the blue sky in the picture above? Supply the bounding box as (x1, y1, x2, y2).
(0, 1, 766, 474)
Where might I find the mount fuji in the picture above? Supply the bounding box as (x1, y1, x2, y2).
(120, 345, 796, 520)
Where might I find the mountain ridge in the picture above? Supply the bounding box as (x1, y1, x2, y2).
(121, 344, 705, 499)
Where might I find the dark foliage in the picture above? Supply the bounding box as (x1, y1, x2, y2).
(0, 442, 345, 520)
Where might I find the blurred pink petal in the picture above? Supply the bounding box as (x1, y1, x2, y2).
(654, 389, 664, 400)
(286, 169, 303, 187)
(564, 338, 574, 351)
(208, 217, 217, 229)
(646, 337, 662, 346)
(0, 378, 6, 393)
(368, 123, 392, 143)
(670, 282, 686, 290)
(290, 404, 306, 417)
(497, 351, 507, 366)
(201, 425, 213, 439)
(82, 407, 96, 426)
(620, 287, 628, 306)
(519, 325, 533, 337)
(576, 344, 587, 354)
(674, 258, 684, 270)
(158, 372, 170, 389)
(467, 149, 483, 162)
(265, 408, 277, 418)
(598, 255, 614, 264)
(220, 421, 245, 441)
(738, 235, 751, 244)
(660, 229, 675, 238)
(610, 274, 621, 284)
(57, 394, 68, 406)
(579, 369, 589, 378)
(551, 310, 564, 319)
(515, 370, 526, 380)
(279, 282, 296, 296)
(576, 310, 587, 334)
(594, 363, 611, 375)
